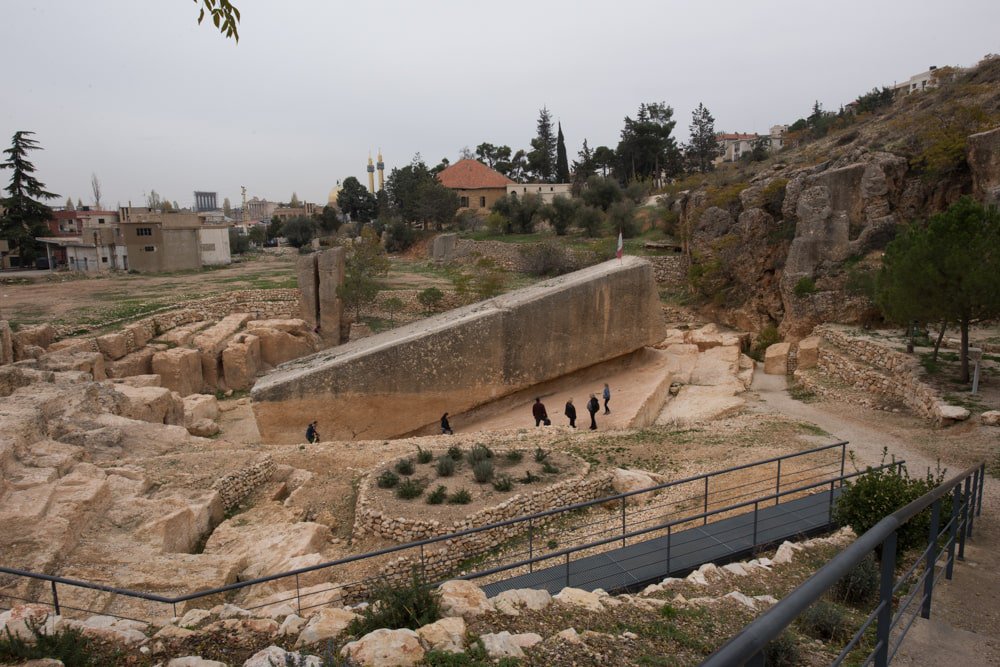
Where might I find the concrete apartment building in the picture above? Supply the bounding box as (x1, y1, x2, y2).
(119, 207, 232, 272)
(714, 125, 789, 164)
(437, 159, 514, 210)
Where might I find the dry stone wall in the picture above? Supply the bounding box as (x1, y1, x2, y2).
(211, 456, 277, 511)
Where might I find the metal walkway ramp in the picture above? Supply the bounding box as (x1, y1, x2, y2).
(481, 489, 838, 597)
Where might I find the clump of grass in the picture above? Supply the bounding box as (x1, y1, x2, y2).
(492, 474, 514, 492)
(416, 446, 434, 464)
(0, 617, 96, 666)
(426, 485, 448, 505)
(505, 449, 523, 463)
(833, 553, 879, 607)
(447, 488, 472, 504)
(762, 631, 801, 667)
(541, 461, 560, 474)
(377, 470, 400, 489)
(534, 447, 549, 462)
(798, 600, 850, 641)
(436, 456, 456, 477)
(394, 458, 415, 475)
(447, 445, 463, 461)
(472, 459, 495, 483)
(519, 470, 541, 484)
(395, 478, 424, 500)
(348, 569, 441, 635)
(467, 444, 493, 464)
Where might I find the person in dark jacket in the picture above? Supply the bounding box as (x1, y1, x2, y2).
(603, 383, 612, 414)
(305, 421, 319, 443)
(440, 412, 454, 435)
(587, 394, 600, 430)
(532, 397, 549, 426)
(564, 398, 577, 428)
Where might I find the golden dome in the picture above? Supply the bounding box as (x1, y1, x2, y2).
(328, 183, 342, 205)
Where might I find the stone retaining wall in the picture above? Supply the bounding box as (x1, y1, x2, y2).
(647, 255, 689, 286)
(211, 456, 276, 510)
(798, 325, 947, 423)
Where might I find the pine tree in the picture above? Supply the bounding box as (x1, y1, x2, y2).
(289, 192, 301, 208)
(223, 197, 232, 217)
(76, 197, 83, 209)
(65, 196, 75, 210)
(687, 103, 721, 173)
(0, 132, 58, 263)
(555, 122, 570, 183)
(528, 107, 556, 182)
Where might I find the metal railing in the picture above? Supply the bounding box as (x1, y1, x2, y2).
(0, 441, 851, 622)
(701, 462, 987, 667)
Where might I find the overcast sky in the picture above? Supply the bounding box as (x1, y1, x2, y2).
(4, 0, 999, 209)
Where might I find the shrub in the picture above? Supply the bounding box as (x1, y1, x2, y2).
(575, 205, 605, 238)
(548, 195, 578, 235)
(472, 459, 495, 483)
(426, 485, 448, 505)
(541, 461, 560, 474)
(581, 175, 623, 211)
(762, 631, 801, 667)
(520, 241, 575, 277)
(0, 617, 95, 667)
(417, 287, 444, 314)
(797, 600, 850, 641)
(467, 444, 493, 464)
(416, 446, 433, 464)
(447, 488, 473, 504)
(396, 478, 424, 500)
(750, 325, 781, 361)
(492, 474, 514, 492)
(505, 449, 523, 464)
(384, 218, 417, 252)
(447, 444, 463, 461)
(833, 450, 945, 561)
(377, 470, 400, 489)
(834, 553, 879, 607)
(394, 458, 415, 475)
(348, 569, 442, 635)
(519, 470, 541, 484)
(608, 200, 640, 238)
(534, 447, 549, 462)
(793, 276, 817, 297)
(436, 456, 456, 477)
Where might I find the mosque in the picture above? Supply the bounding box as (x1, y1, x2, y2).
(328, 150, 385, 205)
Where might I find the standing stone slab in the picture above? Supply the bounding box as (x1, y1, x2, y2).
(297, 254, 319, 331)
(252, 257, 665, 443)
(191, 313, 251, 391)
(317, 247, 345, 344)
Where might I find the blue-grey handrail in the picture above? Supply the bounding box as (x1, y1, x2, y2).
(700, 462, 984, 667)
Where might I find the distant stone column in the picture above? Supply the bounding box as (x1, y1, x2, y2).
(0, 321, 13, 366)
(431, 233, 457, 262)
(317, 247, 345, 344)
(297, 253, 319, 331)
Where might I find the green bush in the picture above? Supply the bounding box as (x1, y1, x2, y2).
(384, 218, 417, 252)
(504, 449, 523, 464)
(534, 447, 549, 462)
(797, 600, 850, 641)
(0, 618, 96, 667)
(377, 470, 400, 489)
(492, 474, 514, 492)
(348, 569, 442, 635)
(751, 325, 781, 361)
(417, 287, 444, 314)
(447, 444, 463, 461)
(472, 459, 495, 483)
(833, 553, 879, 607)
(436, 455, 456, 477)
(541, 461, 560, 475)
(447, 488, 473, 504)
(394, 458, 415, 475)
(520, 241, 575, 277)
(762, 631, 801, 667)
(396, 478, 424, 500)
(793, 276, 816, 297)
(575, 205, 606, 238)
(416, 446, 434, 464)
(608, 200, 641, 238)
(548, 195, 578, 235)
(426, 485, 448, 505)
(833, 449, 946, 561)
(467, 444, 493, 464)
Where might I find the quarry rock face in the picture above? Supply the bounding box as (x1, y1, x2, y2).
(251, 258, 665, 443)
(968, 126, 1000, 206)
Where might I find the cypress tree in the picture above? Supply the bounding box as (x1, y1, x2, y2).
(555, 122, 570, 183)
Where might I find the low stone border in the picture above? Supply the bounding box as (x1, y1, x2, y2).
(212, 456, 277, 511)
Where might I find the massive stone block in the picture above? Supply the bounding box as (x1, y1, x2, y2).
(252, 257, 664, 443)
(152, 348, 204, 397)
(222, 333, 261, 390)
(297, 253, 319, 331)
(192, 313, 251, 391)
(316, 247, 345, 344)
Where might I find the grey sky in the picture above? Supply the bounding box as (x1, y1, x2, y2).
(4, 0, 999, 209)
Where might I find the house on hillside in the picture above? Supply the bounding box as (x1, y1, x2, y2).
(505, 183, 573, 203)
(436, 159, 514, 211)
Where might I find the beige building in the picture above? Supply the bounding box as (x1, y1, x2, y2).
(272, 203, 318, 222)
(506, 183, 573, 203)
(118, 207, 231, 273)
(437, 159, 514, 210)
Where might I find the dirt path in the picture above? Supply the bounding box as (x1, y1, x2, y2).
(750, 372, 1000, 665)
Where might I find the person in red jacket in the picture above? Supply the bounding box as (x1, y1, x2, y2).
(532, 397, 549, 427)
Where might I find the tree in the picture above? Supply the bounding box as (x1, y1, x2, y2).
(289, 192, 301, 208)
(0, 131, 58, 264)
(338, 227, 390, 320)
(146, 190, 162, 210)
(223, 197, 232, 217)
(91, 173, 102, 209)
(548, 195, 578, 236)
(876, 197, 1000, 383)
(317, 204, 342, 233)
(581, 175, 623, 212)
(161, 199, 174, 212)
(383, 296, 404, 325)
(65, 196, 75, 210)
(76, 197, 83, 209)
(247, 225, 266, 246)
(459, 146, 475, 160)
(616, 102, 682, 183)
(228, 227, 250, 254)
(592, 145, 616, 178)
(527, 107, 556, 182)
(431, 157, 450, 175)
(283, 215, 317, 248)
(507, 149, 530, 182)
(572, 139, 597, 185)
(386, 158, 434, 222)
(416, 181, 460, 230)
(686, 103, 721, 173)
(417, 287, 444, 315)
(337, 177, 377, 223)
(555, 122, 570, 183)
(266, 217, 283, 241)
(195, 0, 241, 42)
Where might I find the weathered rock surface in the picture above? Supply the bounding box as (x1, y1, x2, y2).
(341, 628, 425, 667)
(490, 588, 552, 617)
(763, 342, 790, 375)
(110, 384, 184, 425)
(968, 126, 1000, 205)
(244, 646, 323, 667)
(246, 319, 318, 368)
(415, 616, 466, 652)
(438, 580, 493, 618)
(222, 333, 261, 391)
(153, 348, 204, 397)
(294, 607, 357, 648)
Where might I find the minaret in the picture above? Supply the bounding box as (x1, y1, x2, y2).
(367, 152, 376, 194)
(377, 148, 385, 191)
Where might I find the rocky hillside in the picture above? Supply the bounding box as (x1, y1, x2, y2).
(668, 55, 1000, 340)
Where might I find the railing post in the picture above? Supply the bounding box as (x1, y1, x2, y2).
(875, 531, 897, 667)
(528, 519, 534, 574)
(295, 573, 302, 616)
(946, 485, 960, 580)
(420, 544, 426, 579)
(921, 498, 941, 619)
(50, 580, 60, 616)
(828, 480, 836, 523)
(565, 553, 570, 588)
(703, 476, 709, 526)
(968, 468, 979, 537)
(752, 501, 759, 549)
(775, 459, 782, 507)
(840, 442, 847, 484)
(666, 525, 672, 574)
(621, 497, 627, 548)
(958, 476, 971, 560)
(977, 463, 986, 517)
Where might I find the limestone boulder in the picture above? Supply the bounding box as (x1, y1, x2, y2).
(437, 580, 493, 618)
(222, 333, 261, 391)
(553, 587, 604, 612)
(96, 332, 129, 361)
(797, 336, 820, 369)
(610, 468, 662, 505)
(188, 418, 220, 437)
(111, 374, 162, 388)
(317, 247, 345, 344)
(248, 325, 318, 368)
(37, 351, 106, 380)
(341, 628, 424, 667)
(0, 604, 60, 640)
(763, 342, 790, 375)
(156, 320, 211, 347)
(298, 254, 320, 331)
(123, 321, 155, 349)
(937, 403, 970, 424)
(135, 492, 224, 553)
(349, 322, 373, 341)
(106, 347, 156, 378)
(480, 631, 542, 659)
(192, 313, 252, 389)
(153, 348, 204, 397)
(167, 658, 227, 667)
(416, 616, 465, 652)
(12, 324, 56, 359)
(111, 384, 185, 425)
(247, 318, 311, 334)
(980, 410, 1000, 426)
(490, 588, 552, 617)
(184, 394, 220, 426)
(245, 646, 323, 667)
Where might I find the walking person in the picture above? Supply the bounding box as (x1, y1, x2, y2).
(305, 420, 319, 444)
(532, 397, 550, 427)
(440, 412, 454, 435)
(587, 394, 600, 430)
(564, 398, 577, 428)
(602, 383, 611, 415)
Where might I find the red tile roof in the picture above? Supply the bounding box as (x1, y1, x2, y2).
(436, 159, 514, 190)
(717, 133, 759, 140)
